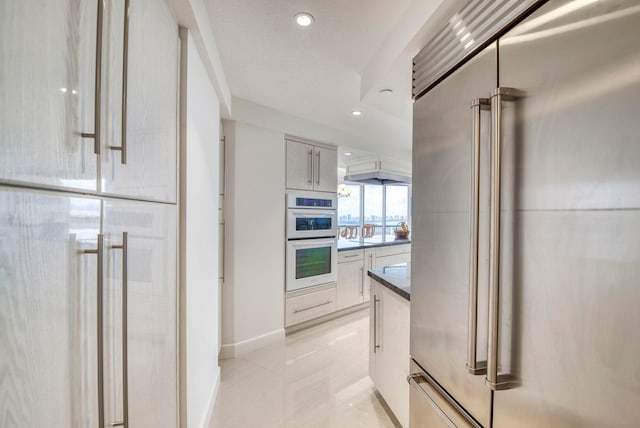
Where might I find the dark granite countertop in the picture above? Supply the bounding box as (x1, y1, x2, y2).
(337, 238, 411, 251)
(368, 263, 410, 301)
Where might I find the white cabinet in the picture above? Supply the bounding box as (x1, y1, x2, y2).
(0, 188, 178, 427)
(0, 189, 102, 426)
(314, 145, 338, 193)
(1, 189, 178, 427)
(1, 0, 99, 191)
(103, 199, 177, 427)
(1, 0, 179, 203)
(286, 138, 337, 192)
(337, 244, 411, 309)
(285, 286, 337, 327)
(374, 244, 411, 272)
(370, 279, 410, 428)
(337, 254, 365, 310)
(101, 0, 179, 202)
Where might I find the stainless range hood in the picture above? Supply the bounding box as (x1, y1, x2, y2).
(343, 156, 411, 185)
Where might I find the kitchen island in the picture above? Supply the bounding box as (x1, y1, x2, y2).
(368, 263, 410, 427)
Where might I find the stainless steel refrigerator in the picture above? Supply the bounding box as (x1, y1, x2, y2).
(409, 0, 640, 427)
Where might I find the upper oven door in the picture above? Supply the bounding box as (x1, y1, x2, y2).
(287, 209, 336, 239)
(287, 191, 337, 210)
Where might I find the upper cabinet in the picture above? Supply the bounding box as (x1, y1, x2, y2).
(1, 0, 99, 192)
(1, 0, 179, 203)
(286, 138, 337, 193)
(101, 0, 178, 202)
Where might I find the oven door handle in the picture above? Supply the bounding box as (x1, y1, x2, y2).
(288, 238, 336, 248)
(289, 210, 336, 218)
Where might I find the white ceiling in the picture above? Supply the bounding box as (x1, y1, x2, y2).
(204, 0, 454, 165)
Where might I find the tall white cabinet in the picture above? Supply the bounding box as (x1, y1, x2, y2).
(1, 0, 179, 426)
(0, 0, 99, 191)
(0, 0, 178, 202)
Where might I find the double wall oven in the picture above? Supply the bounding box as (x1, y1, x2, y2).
(286, 191, 337, 292)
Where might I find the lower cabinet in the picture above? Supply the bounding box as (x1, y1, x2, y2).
(285, 286, 337, 327)
(337, 250, 365, 310)
(0, 187, 177, 427)
(370, 279, 410, 428)
(338, 243, 411, 309)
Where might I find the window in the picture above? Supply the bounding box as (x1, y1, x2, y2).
(384, 185, 409, 240)
(337, 183, 410, 242)
(363, 185, 383, 239)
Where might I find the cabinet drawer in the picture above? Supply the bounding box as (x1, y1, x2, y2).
(338, 249, 364, 263)
(286, 287, 337, 327)
(375, 243, 411, 258)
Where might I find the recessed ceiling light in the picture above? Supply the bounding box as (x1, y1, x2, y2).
(345, 152, 352, 156)
(379, 88, 393, 95)
(295, 12, 314, 27)
(351, 110, 362, 116)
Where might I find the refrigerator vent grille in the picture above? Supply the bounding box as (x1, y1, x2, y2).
(413, 0, 542, 99)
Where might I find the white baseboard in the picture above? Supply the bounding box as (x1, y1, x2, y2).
(200, 366, 221, 428)
(219, 328, 285, 359)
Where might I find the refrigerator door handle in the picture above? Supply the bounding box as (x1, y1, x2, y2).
(486, 87, 523, 391)
(467, 98, 490, 376)
(110, 232, 129, 427)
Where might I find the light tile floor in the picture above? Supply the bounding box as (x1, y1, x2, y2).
(209, 309, 399, 428)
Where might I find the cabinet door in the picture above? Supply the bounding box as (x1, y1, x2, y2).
(0, 188, 101, 426)
(375, 283, 410, 428)
(102, 199, 177, 427)
(375, 252, 410, 269)
(337, 260, 364, 310)
(286, 140, 314, 190)
(1, 0, 98, 192)
(313, 146, 337, 192)
(101, 0, 179, 202)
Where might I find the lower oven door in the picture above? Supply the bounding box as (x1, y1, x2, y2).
(286, 237, 337, 292)
(287, 209, 336, 239)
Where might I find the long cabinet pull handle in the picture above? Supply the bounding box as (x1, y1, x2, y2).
(307, 149, 313, 184)
(111, 232, 129, 427)
(110, 0, 130, 164)
(84, 234, 105, 427)
(293, 300, 332, 314)
(316, 151, 321, 185)
(360, 267, 364, 296)
(486, 87, 522, 391)
(81, 0, 104, 154)
(373, 295, 380, 353)
(407, 372, 483, 428)
(467, 98, 489, 376)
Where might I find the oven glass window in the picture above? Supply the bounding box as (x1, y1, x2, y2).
(296, 247, 331, 279)
(295, 197, 333, 208)
(295, 217, 333, 231)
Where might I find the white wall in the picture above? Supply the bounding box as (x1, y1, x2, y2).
(180, 31, 221, 428)
(221, 120, 285, 357)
